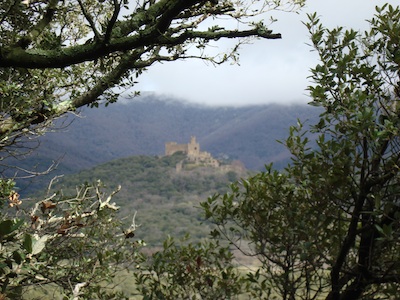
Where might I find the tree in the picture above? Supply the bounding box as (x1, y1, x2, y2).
(0, 0, 305, 298)
(202, 4, 400, 300)
(134, 235, 248, 300)
(0, 180, 145, 299)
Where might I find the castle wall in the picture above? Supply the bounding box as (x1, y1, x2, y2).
(165, 136, 219, 168)
(165, 142, 188, 156)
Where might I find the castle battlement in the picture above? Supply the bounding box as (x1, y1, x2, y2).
(165, 136, 219, 168)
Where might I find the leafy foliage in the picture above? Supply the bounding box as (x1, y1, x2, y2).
(0, 180, 144, 299)
(201, 4, 400, 300)
(135, 236, 248, 300)
(202, 166, 328, 300)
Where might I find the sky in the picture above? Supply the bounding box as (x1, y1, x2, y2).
(134, 0, 397, 107)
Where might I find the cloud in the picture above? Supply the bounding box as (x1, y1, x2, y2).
(135, 0, 397, 106)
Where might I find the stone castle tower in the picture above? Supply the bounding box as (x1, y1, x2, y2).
(187, 136, 200, 158)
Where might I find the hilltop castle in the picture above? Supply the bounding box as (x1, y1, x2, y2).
(165, 136, 219, 168)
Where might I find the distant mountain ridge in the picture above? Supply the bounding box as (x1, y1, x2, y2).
(8, 95, 320, 193)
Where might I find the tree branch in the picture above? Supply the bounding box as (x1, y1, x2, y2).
(77, 0, 101, 41)
(104, 0, 121, 44)
(0, 0, 281, 68)
(0, 26, 280, 68)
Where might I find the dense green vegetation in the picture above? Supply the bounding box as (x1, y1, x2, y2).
(199, 6, 400, 299)
(47, 153, 250, 246)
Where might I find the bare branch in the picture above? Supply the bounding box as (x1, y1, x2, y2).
(77, 0, 101, 41)
(104, 0, 121, 44)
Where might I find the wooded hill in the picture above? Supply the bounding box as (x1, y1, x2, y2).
(43, 152, 251, 247)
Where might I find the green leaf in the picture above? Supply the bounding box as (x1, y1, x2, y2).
(10, 219, 24, 233)
(12, 250, 24, 265)
(23, 234, 33, 254)
(0, 220, 13, 237)
(32, 235, 50, 255)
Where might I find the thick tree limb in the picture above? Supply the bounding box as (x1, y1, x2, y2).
(0, 0, 281, 68)
(0, 27, 280, 68)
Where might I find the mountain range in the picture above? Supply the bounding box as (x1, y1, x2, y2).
(6, 94, 321, 194)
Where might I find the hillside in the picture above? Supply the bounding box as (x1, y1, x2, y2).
(4, 95, 320, 195)
(44, 153, 251, 247)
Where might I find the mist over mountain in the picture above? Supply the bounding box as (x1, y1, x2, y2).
(7, 95, 320, 193)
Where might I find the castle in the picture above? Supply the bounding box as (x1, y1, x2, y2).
(165, 136, 219, 168)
